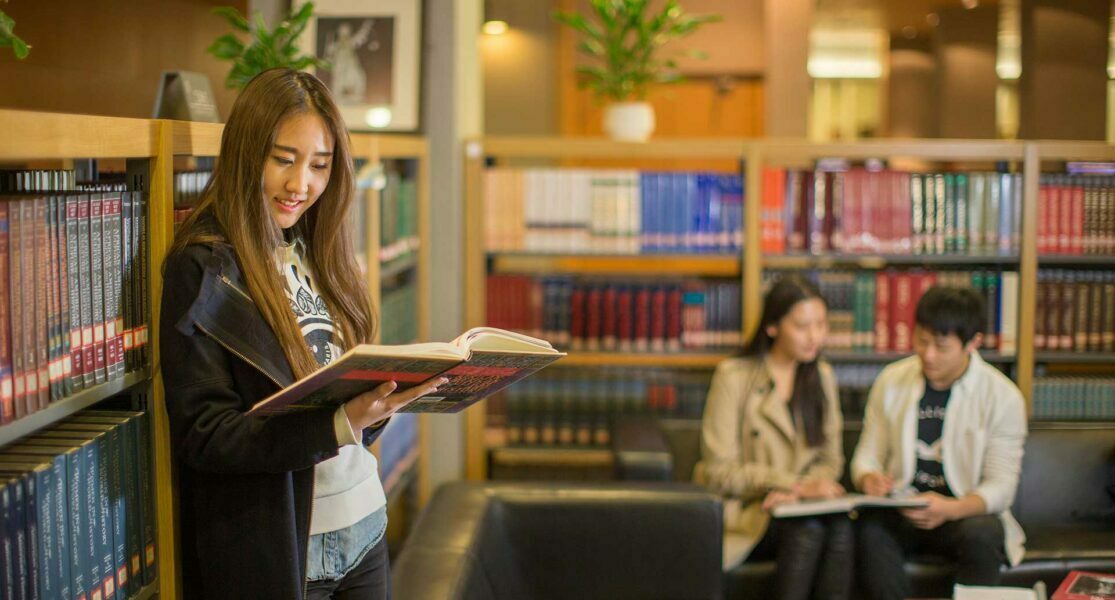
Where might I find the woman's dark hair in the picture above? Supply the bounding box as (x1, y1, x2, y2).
(740, 276, 828, 447)
(915, 285, 985, 344)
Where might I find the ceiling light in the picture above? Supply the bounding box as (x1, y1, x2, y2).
(483, 20, 508, 35)
(902, 26, 917, 39)
(962, 0, 980, 8)
(926, 13, 940, 26)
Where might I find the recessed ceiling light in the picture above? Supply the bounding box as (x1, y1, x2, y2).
(962, 0, 979, 8)
(926, 13, 940, 26)
(902, 25, 917, 39)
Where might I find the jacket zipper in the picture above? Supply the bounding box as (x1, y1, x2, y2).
(219, 274, 254, 303)
(193, 320, 285, 390)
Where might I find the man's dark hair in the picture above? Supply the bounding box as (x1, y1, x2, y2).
(915, 285, 985, 344)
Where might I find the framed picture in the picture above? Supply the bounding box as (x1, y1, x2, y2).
(296, 0, 421, 132)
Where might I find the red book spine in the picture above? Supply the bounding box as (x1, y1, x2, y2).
(1070, 183, 1085, 255)
(616, 286, 634, 352)
(485, 276, 500, 329)
(601, 285, 618, 351)
(1045, 278, 1062, 350)
(569, 285, 586, 351)
(1038, 181, 1051, 253)
(634, 286, 651, 351)
(892, 272, 914, 353)
(529, 278, 543, 339)
(585, 285, 603, 351)
(650, 286, 667, 352)
(1057, 183, 1071, 254)
(666, 285, 682, 352)
(874, 271, 891, 353)
(10, 200, 24, 418)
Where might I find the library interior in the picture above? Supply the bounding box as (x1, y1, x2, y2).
(0, 0, 1114, 599)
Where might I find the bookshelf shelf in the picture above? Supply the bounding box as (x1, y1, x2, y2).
(489, 253, 741, 276)
(823, 351, 1016, 364)
(169, 120, 223, 157)
(1037, 255, 1115, 266)
(0, 370, 151, 447)
(135, 579, 160, 600)
(763, 253, 1021, 270)
(759, 139, 1026, 162)
(0, 109, 157, 160)
(474, 137, 747, 160)
(1034, 352, 1115, 364)
(555, 352, 728, 368)
(490, 446, 614, 467)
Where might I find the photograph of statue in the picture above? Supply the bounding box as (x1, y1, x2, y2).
(314, 16, 395, 107)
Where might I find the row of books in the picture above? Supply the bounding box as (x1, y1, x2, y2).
(379, 172, 420, 263)
(486, 276, 743, 352)
(379, 282, 419, 346)
(1035, 269, 1115, 353)
(772, 269, 1019, 354)
(489, 370, 711, 448)
(0, 189, 150, 424)
(1031, 377, 1115, 420)
(761, 169, 1023, 256)
(484, 168, 745, 254)
(0, 171, 78, 194)
(377, 413, 419, 496)
(0, 409, 156, 600)
(1037, 175, 1115, 255)
(172, 170, 211, 209)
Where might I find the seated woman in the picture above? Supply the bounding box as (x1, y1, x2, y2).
(695, 276, 851, 600)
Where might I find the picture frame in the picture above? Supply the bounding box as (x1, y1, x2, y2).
(295, 0, 422, 132)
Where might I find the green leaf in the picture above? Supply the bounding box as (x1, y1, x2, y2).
(291, 2, 315, 25)
(207, 34, 244, 60)
(11, 35, 28, 59)
(577, 39, 605, 58)
(212, 6, 250, 32)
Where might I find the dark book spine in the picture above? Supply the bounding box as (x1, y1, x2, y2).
(31, 467, 52, 600)
(1074, 279, 1090, 352)
(48, 195, 62, 403)
(106, 426, 127, 597)
(584, 286, 602, 352)
(120, 419, 141, 594)
(120, 194, 132, 373)
(875, 271, 891, 353)
(82, 442, 104, 600)
(1088, 275, 1103, 351)
(666, 285, 682, 352)
(137, 195, 148, 369)
(1, 481, 12, 600)
(67, 447, 88, 600)
(601, 286, 617, 351)
(0, 203, 11, 424)
(1045, 276, 1062, 350)
(136, 413, 155, 585)
(35, 197, 50, 409)
(52, 452, 70, 600)
(984, 271, 1000, 351)
(650, 285, 667, 352)
(78, 195, 93, 389)
(57, 195, 73, 398)
(106, 196, 123, 381)
(568, 285, 585, 351)
(66, 196, 83, 392)
(1060, 274, 1075, 351)
(21, 473, 39, 600)
(89, 195, 106, 385)
(1034, 275, 1047, 350)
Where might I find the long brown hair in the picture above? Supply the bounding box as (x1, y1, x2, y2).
(739, 276, 828, 447)
(169, 68, 375, 379)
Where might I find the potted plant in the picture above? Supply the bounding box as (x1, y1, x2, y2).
(1, 1, 29, 59)
(207, 2, 327, 89)
(554, 0, 720, 141)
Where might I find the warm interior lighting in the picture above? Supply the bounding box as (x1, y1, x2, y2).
(483, 20, 508, 35)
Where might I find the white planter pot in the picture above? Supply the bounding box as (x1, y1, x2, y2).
(603, 102, 655, 142)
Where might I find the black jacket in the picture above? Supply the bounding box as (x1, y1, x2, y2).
(160, 242, 384, 599)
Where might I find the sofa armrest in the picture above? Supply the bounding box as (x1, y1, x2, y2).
(612, 417, 673, 481)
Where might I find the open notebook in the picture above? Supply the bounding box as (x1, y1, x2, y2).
(771, 494, 928, 518)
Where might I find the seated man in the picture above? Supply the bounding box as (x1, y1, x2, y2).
(851, 285, 1028, 600)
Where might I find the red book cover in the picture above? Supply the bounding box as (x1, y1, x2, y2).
(666, 285, 682, 352)
(896, 172, 913, 254)
(485, 276, 501, 330)
(34, 197, 50, 409)
(1034, 278, 1047, 350)
(1052, 570, 1115, 599)
(1058, 182, 1072, 253)
(892, 272, 914, 353)
(10, 199, 24, 418)
(20, 199, 38, 413)
(1049, 180, 1063, 254)
(874, 271, 891, 353)
(89, 193, 107, 383)
(616, 286, 634, 352)
(880, 171, 894, 253)
(585, 285, 603, 351)
(1045, 278, 1062, 350)
(634, 285, 651, 351)
(650, 285, 667, 352)
(569, 285, 586, 351)
(602, 285, 618, 351)
(842, 170, 860, 253)
(864, 170, 879, 253)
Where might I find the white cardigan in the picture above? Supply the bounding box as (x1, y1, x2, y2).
(850, 353, 1028, 566)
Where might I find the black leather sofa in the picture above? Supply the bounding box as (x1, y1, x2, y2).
(623, 418, 1115, 599)
(392, 481, 724, 600)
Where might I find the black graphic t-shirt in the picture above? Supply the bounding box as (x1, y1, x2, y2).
(279, 239, 343, 367)
(913, 380, 954, 497)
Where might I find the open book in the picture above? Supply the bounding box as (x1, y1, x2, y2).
(248, 327, 565, 416)
(772, 493, 928, 518)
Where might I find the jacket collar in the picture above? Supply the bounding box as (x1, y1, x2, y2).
(752, 360, 797, 443)
(178, 244, 296, 389)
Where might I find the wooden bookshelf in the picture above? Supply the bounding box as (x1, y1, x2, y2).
(822, 351, 1016, 364)
(1036, 255, 1115, 266)
(0, 109, 157, 161)
(464, 137, 1115, 481)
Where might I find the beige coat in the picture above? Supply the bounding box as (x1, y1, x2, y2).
(693, 357, 844, 567)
